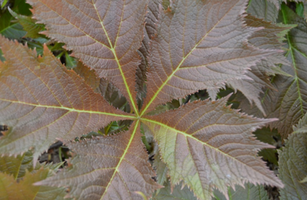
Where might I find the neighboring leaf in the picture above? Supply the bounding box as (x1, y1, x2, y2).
(213, 183, 269, 200)
(142, 96, 283, 199)
(9, 8, 44, 38)
(267, 5, 307, 138)
(38, 122, 160, 200)
(0, 0, 31, 32)
(0, 36, 129, 162)
(227, 15, 291, 114)
(1, 0, 8, 8)
(10, 0, 32, 16)
(258, 149, 278, 166)
(296, 2, 305, 17)
(254, 128, 279, 145)
(27, 0, 149, 113)
(247, 0, 278, 22)
(73, 61, 100, 92)
(239, 5, 307, 138)
(0, 23, 26, 39)
(64, 52, 76, 68)
(278, 131, 307, 199)
(267, 0, 300, 9)
(0, 151, 34, 179)
(136, 0, 160, 102)
(152, 150, 168, 193)
(0, 167, 67, 200)
(152, 180, 197, 200)
(0, 8, 13, 32)
(98, 79, 128, 110)
(254, 128, 279, 165)
(141, 0, 279, 115)
(293, 111, 307, 134)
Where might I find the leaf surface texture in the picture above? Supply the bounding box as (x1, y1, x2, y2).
(143, 97, 283, 199)
(141, 0, 278, 114)
(0, 36, 128, 161)
(38, 122, 159, 200)
(0, 0, 287, 199)
(278, 114, 307, 200)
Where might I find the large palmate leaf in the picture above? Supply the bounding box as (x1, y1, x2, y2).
(0, 0, 286, 199)
(278, 113, 307, 200)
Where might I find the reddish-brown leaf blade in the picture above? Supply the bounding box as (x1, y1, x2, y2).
(142, 97, 283, 199)
(37, 122, 160, 200)
(141, 0, 279, 114)
(0, 36, 129, 162)
(27, 0, 148, 113)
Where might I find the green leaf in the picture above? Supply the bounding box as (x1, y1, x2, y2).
(213, 183, 269, 200)
(296, 2, 305, 17)
(241, 4, 307, 138)
(0, 23, 26, 39)
(152, 180, 197, 200)
(8, 8, 45, 38)
(266, 4, 307, 138)
(278, 114, 307, 199)
(64, 52, 76, 68)
(0, 167, 68, 200)
(152, 150, 168, 194)
(1, 0, 8, 9)
(0, 151, 34, 179)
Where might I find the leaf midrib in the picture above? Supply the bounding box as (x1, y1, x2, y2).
(37, 0, 139, 116)
(92, 0, 139, 116)
(281, 6, 305, 116)
(0, 98, 134, 119)
(100, 120, 140, 200)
